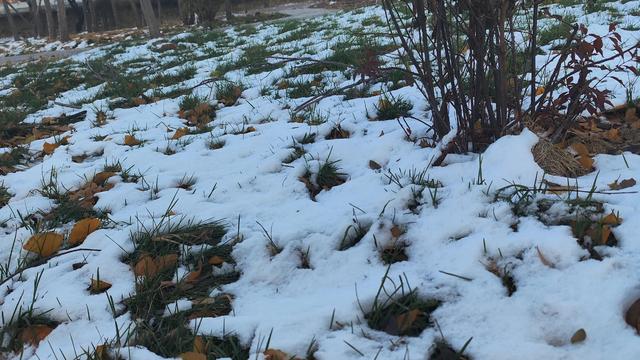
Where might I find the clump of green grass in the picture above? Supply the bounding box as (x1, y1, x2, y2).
(375, 95, 413, 120)
(364, 268, 440, 337)
(179, 94, 215, 128)
(300, 153, 347, 200)
(216, 81, 244, 106)
(0, 183, 11, 207)
(338, 215, 371, 250)
(538, 15, 577, 46)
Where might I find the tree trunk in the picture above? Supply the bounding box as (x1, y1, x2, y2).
(2, 0, 19, 40)
(57, 0, 69, 40)
(139, 0, 159, 37)
(177, 0, 182, 19)
(89, 0, 97, 30)
(155, 0, 161, 24)
(224, 0, 233, 21)
(82, 0, 93, 31)
(109, 0, 120, 28)
(128, 0, 141, 28)
(43, 0, 55, 40)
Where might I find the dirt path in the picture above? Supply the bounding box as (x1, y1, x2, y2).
(0, 3, 338, 66)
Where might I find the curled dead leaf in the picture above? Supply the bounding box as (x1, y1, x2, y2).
(609, 178, 636, 190)
(625, 298, 640, 333)
(601, 212, 622, 226)
(134, 255, 158, 277)
(93, 171, 115, 185)
(42, 142, 60, 155)
(19, 324, 54, 346)
(124, 134, 141, 146)
(69, 218, 101, 246)
(369, 160, 381, 170)
(23, 232, 63, 257)
(89, 279, 112, 294)
(172, 127, 189, 140)
(570, 328, 587, 344)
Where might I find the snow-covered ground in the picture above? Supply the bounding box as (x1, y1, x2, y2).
(1, 1, 640, 359)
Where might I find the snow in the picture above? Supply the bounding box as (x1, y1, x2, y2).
(1, 2, 640, 359)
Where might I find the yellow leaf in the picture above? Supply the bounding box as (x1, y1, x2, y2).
(93, 171, 115, 185)
(601, 212, 622, 226)
(208, 256, 224, 266)
(42, 142, 59, 155)
(90, 279, 112, 293)
(193, 336, 206, 353)
(69, 218, 101, 246)
(19, 324, 54, 346)
(264, 349, 291, 360)
(134, 255, 158, 277)
(180, 352, 206, 360)
(23, 232, 63, 257)
(124, 134, 141, 146)
(172, 127, 189, 140)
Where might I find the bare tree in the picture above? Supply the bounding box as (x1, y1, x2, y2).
(2, 0, 19, 40)
(128, 0, 141, 28)
(82, 0, 93, 31)
(58, 0, 69, 41)
(109, 0, 120, 28)
(155, 0, 161, 24)
(43, 0, 55, 40)
(224, 0, 232, 21)
(139, 0, 159, 37)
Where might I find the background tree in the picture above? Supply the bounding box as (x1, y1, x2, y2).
(139, 0, 159, 37)
(2, 0, 19, 40)
(58, 0, 69, 40)
(43, 0, 56, 40)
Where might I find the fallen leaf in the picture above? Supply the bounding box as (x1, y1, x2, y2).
(571, 143, 590, 157)
(601, 225, 612, 245)
(19, 324, 54, 346)
(536, 246, 554, 268)
(605, 128, 622, 142)
(535, 86, 545, 96)
(155, 254, 179, 273)
(94, 344, 109, 359)
(69, 218, 101, 246)
(134, 255, 158, 277)
(390, 225, 403, 238)
(42, 142, 59, 155)
(577, 154, 594, 170)
(89, 279, 112, 293)
(193, 336, 206, 353)
(93, 171, 115, 185)
(208, 256, 224, 266)
(124, 134, 141, 146)
(626, 298, 640, 333)
(172, 127, 189, 140)
(244, 126, 256, 133)
(601, 212, 622, 226)
(264, 349, 291, 360)
(609, 178, 636, 190)
(184, 264, 202, 283)
(384, 309, 421, 336)
(369, 160, 381, 170)
(23, 232, 64, 257)
(180, 352, 206, 360)
(571, 328, 587, 344)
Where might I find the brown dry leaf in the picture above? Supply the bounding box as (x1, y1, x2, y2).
(193, 336, 206, 353)
(605, 128, 622, 142)
(601, 212, 622, 226)
(577, 155, 594, 170)
(609, 178, 636, 190)
(264, 349, 291, 360)
(601, 225, 612, 245)
(570, 328, 587, 344)
(390, 225, 403, 238)
(23, 232, 64, 257)
(208, 256, 224, 266)
(42, 142, 60, 155)
(187, 310, 219, 320)
(184, 264, 202, 284)
(536, 246, 555, 268)
(155, 254, 179, 273)
(625, 298, 640, 333)
(69, 218, 101, 246)
(244, 126, 256, 133)
(571, 143, 590, 157)
(180, 352, 206, 360)
(172, 127, 189, 140)
(124, 134, 141, 146)
(94, 344, 109, 359)
(369, 160, 381, 170)
(535, 86, 545, 96)
(384, 309, 421, 336)
(93, 171, 115, 185)
(90, 279, 112, 293)
(134, 255, 158, 277)
(19, 324, 54, 346)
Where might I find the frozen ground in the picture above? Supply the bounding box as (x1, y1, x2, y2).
(0, 1, 640, 359)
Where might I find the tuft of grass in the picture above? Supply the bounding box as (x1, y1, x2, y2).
(299, 152, 347, 200)
(179, 95, 216, 128)
(375, 95, 413, 120)
(338, 214, 371, 251)
(216, 82, 244, 106)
